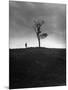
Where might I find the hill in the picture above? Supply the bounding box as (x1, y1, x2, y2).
(9, 47, 66, 89)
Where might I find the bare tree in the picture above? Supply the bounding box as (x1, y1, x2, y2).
(33, 18, 48, 47)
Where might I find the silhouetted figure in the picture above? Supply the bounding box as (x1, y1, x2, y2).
(25, 43, 27, 48)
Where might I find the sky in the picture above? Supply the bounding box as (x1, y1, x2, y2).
(9, 1, 66, 49)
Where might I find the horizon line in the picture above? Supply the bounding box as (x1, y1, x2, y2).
(9, 47, 66, 50)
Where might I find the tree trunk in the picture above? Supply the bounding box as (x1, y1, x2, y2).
(37, 35, 40, 47)
(38, 37, 40, 47)
(36, 29, 41, 47)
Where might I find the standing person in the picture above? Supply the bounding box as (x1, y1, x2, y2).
(25, 43, 27, 48)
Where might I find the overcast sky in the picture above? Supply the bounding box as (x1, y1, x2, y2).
(9, 1, 66, 48)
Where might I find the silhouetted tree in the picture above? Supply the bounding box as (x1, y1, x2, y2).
(33, 18, 48, 47)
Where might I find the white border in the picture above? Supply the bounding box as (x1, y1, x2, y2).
(0, 0, 67, 90)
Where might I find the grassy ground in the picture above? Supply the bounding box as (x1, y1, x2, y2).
(9, 47, 66, 89)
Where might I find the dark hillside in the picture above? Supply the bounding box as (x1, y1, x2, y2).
(9, 47, 66, 89)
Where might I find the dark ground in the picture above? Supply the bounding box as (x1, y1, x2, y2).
(9, 47, 66, 89)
